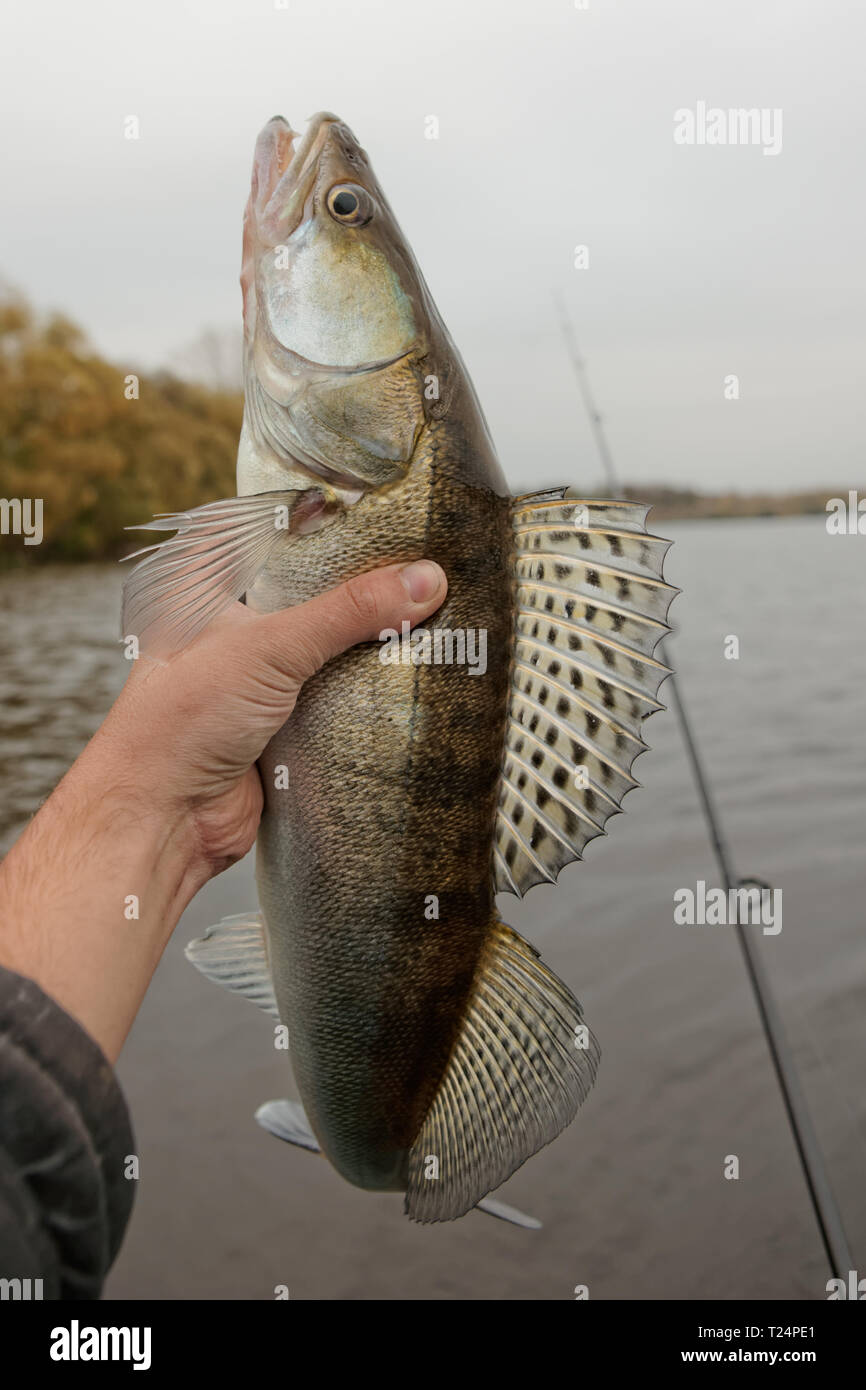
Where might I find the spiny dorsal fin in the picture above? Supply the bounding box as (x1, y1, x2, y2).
(405, 919, 599, 1223)
(493, 492, 678, 898)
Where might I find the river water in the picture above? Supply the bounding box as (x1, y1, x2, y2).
(0, 516, 863, 1299)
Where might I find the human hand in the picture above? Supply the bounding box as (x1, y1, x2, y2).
(0, 559, 447, 1059)
(104, 557, 448, 873)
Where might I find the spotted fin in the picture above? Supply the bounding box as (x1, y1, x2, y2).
(405, 919, 599, 1223)
(185, 912, 280, 1020)
(493, 489, 678, 898)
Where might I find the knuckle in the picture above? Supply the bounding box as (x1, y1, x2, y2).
(253, 619, 318, 685)
(342, 572, 381, 630)
(273, 629, 321, 683)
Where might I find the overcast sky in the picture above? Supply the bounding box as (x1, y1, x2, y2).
(2, 0, 863, 493)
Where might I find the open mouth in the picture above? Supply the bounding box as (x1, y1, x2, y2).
(262, 112, 341, 230)
(274, 111, 339, 177)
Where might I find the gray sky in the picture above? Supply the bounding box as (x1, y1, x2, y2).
(2, 0, 863, 493)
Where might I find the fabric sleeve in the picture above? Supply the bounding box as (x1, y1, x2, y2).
(0, 965, 137, 1299)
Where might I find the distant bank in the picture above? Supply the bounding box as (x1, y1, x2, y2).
(0, 295, 243, 566)
(622, 485, 843, 522)
(0, 294, 847, 566)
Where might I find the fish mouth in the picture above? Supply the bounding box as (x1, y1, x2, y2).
(276, 110, 340, 178)
(254, 116, 414, 378)
(247, 113, 416, 492)
(259, 111, 341, 234)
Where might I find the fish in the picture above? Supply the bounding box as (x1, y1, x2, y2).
(121, 111, 677, 1226)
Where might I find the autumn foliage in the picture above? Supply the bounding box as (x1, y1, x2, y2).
(0, 296, 242, 563)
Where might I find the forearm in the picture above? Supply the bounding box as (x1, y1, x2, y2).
(0, 722, 202, 1063)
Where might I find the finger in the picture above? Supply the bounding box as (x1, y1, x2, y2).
(241, 560, 448, 684)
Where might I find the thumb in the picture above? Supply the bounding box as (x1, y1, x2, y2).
(246, 559, 448, 685)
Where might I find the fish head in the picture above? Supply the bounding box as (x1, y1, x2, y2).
(241, 113, 452, 491)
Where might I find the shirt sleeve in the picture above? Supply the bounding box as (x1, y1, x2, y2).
(0, 965, 136, 1299)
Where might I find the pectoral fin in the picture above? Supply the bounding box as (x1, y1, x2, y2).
(121, 489, 332, 656)
(494, 490, 679, 897)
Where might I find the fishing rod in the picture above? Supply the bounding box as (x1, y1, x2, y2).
(554, 295, 619, 496)
(554, 293, 855, 1282)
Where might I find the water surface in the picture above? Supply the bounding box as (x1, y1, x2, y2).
(1, 517, 863, 1299)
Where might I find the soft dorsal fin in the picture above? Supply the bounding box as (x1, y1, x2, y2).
(493, 490, 678, 898)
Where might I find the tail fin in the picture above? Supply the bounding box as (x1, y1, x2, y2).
(257, 1099, 541, 1227)
(405, 919, 599, 1223)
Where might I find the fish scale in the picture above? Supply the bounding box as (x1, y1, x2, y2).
(252, 405, 513, 1187)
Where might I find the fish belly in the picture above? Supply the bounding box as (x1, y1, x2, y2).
(249, 445, 513, 1190)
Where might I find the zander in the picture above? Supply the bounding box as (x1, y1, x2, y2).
(122, 112, 677, 1225)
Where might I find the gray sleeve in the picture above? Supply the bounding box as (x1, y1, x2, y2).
(0, 965, 136, 1299)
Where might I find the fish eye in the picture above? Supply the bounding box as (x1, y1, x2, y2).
(326, 183, 373, 227)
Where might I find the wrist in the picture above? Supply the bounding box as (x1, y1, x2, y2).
(77, 723, 208, 896)
(90, 671, 256, 885)
(0, 738, 204, 1061)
